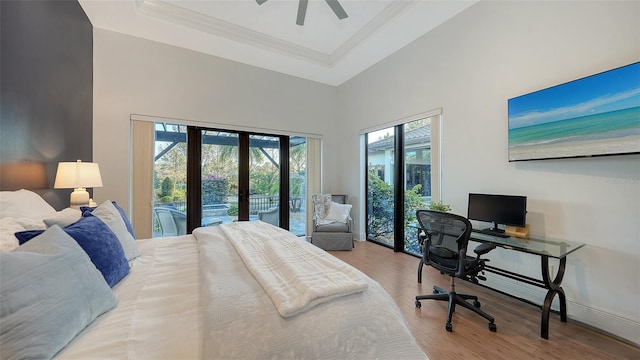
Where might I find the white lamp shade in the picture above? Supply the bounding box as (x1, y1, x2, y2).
(54, 160, 103, 189)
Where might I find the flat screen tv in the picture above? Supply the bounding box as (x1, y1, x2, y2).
(467, 193, 527, 234)
(508, 62, 640, 161)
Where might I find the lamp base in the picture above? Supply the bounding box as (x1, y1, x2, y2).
(69, 188, 90, 209)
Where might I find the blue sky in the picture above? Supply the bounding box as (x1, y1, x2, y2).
(508, 62, 640, 129)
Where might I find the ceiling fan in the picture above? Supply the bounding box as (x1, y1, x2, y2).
(256, 0, 348, 26)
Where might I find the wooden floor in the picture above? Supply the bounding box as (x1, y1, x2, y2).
(329, 241, 640, 360)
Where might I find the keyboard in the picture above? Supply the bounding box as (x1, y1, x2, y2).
(472, 228, 509, 238)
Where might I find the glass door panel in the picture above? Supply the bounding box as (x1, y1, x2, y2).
(201, 130, 238, 225)
(153, 123, 188, 237)
(155, 123, 300, 234)
(249, 135, 280, 224)
(366, 127, 395, 247)
(403, 118, 431, 255)
(289, 136, 307, 236)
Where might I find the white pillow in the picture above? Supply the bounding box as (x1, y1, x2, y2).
(0, 217, 25, 252)
(324, 201, 352, 223)
(0, 189, 56, 219)
(13, 217, 46, 231)
(90, 200, 140, 261)
(43, 208, 82, 228)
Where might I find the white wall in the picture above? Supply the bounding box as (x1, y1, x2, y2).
(92, 29, 337, 213)
(335, 1, 639, 344)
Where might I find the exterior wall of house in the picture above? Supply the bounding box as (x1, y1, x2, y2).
(335, 0, 640, 344)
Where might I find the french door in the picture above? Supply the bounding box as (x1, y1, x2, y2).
(152, 122, 308, 238)
(186, 128, 289, 233)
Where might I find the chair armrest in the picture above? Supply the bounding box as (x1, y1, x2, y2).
(473, 243, 497, 256)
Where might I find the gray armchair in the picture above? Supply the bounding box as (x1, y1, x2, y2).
(154, 207, 187, 237)
(258, 206, 279, 227)
(311, 194, 354, 251)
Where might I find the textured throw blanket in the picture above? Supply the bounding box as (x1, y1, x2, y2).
(217, 221, 368, 317)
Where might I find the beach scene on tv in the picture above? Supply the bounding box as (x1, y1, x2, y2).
(508, 62, 640, 161)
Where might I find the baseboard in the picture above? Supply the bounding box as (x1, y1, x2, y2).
(481, 275, 640, 346)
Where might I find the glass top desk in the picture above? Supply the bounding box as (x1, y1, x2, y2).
(470, 231, 585, 339)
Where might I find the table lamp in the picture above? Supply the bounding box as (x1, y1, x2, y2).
(54, 160, 103, 209)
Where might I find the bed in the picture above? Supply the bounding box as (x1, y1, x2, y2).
(0, 189, 427, 359)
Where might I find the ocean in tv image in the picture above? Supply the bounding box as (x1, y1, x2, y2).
(508, 62, 640, 161)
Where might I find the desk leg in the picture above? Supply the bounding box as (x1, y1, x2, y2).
(540, 256, 567, 339)
(417, 227, 424, 284)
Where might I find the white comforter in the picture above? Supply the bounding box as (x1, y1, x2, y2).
(194, 222, 427, 360)
(56, 223, 426, 359)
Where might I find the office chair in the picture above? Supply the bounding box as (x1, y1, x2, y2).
(415, 210, 497, 332)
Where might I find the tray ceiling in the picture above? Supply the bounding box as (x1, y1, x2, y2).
(79, 0, 477, 86)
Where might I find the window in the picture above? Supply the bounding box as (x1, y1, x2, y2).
(365, 114, 440, 255)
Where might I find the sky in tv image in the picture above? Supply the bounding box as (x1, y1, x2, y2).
(508, 62, 640, 130)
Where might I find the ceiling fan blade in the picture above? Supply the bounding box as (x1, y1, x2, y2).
(325, 0, 348, 19)
(296, 0, 308, 26)
(256, 0, 268, 5)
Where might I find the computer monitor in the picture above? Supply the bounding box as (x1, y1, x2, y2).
(467, 193, 527, 233)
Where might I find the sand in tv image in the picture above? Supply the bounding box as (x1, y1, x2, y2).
(508, 62, 640, 161)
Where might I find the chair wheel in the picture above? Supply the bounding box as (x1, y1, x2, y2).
(446, 323, 453, 332)
(415, 300, 421, 308)
(489, 323, 497, 332)
(473, 300, 481, 308)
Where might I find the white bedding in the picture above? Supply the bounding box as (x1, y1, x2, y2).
(57, 235, 201, 359)
(55, 223, 426, 359)
(196, 224, 427, 359)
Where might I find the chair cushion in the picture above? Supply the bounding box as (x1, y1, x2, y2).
(315, 222, 349, 233)
(430, 245, 456, 259)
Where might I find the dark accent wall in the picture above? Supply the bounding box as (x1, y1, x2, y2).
(0, 0, 93, 210)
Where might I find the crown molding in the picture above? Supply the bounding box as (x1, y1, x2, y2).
(135, 0, 414, 68)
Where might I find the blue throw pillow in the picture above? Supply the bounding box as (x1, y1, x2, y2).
(15, 215, 129, 287)
(81, 201, 136, 238)
(1, 225, 117, 360)
(15, 230, 44, 245)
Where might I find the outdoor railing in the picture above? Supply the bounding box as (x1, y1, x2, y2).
(154, 195, 303, 215)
